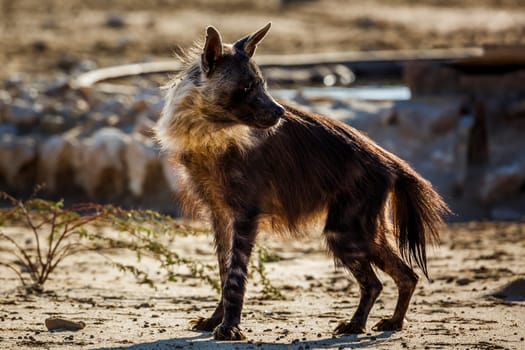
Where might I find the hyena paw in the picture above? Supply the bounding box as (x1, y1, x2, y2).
(372, 318, 403, 332)
(333, 320, 366, 335)
(189, 316, 221, 332)
(213, 324, 247, 341)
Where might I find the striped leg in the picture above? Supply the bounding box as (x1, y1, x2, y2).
(323, 194, 385, 334)
(326, 230, 383, 334)
(213, 215, 257, 341)
(189, 214, 231, 332)
(371, 241, 419, 331)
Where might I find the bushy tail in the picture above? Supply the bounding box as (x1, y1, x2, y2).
(391, 169, 450, 278)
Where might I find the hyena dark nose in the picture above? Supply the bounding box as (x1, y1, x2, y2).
(273, 103, 285, 117)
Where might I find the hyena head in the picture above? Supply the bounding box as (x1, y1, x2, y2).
(197, 23, 285, 129)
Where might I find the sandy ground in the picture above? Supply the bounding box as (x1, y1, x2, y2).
(1, 0, 525, 77)
(0, 222, 524, 350)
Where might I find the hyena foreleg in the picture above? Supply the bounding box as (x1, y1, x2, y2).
(189, 214, 231, 331)
(212, 211, 258, 341)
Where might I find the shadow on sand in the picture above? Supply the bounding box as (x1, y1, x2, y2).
(94, 330, 394, 350)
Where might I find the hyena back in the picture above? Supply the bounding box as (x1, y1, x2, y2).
(155, 23, 450, 341)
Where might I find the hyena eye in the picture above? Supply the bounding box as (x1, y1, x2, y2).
(243, 82, 254, 93)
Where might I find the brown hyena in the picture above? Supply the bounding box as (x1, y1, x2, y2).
(155, 23, 449, 341)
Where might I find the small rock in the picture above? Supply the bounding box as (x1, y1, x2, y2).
(45, 318, 86, 331)
(32, 39, 48, 52)
(78, 59, 98, 72)
(56, 54, 80, 72)
(456, 278, 471, 286)
(105, 13, 126, 28)
(333, 64, 355, 86)
(44, 77, 70, 96)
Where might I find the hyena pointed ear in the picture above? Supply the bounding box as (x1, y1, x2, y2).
(202, 26, 223, 75)
(233, 22, 271, 57)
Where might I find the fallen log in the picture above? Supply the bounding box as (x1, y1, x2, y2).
(70, 47, 484, 89)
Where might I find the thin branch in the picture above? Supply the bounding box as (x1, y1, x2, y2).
(46, 214, 96, 267)
(44, 206, 59, 274)
(0, 262, 28, 287)
(44, 243, 94, 283)
(0, 232, 39, 282)
(17, 201, 45, 270)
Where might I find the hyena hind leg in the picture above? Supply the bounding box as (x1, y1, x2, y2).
(370, 241, 419, 332)
(325, 230, 383, 335)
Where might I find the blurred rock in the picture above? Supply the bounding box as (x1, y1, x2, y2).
(38, 132, 78, 192)
(404, 63, 460, 97)
(40, 114, 68, 134)
(72, 127, 130, 199)
(481, 163, 525, 204)
(95, 95, 129, 117)
(31, 39, 48, 53)
(125, 135, 160, 197)
(77, 60, 98, 73)
(507, 100, 525, 120)
(44, 77, 70, 96)
(6, 99, 42, 127)
(333, 64, 355, 86)
(0, 90, 12, 121)
(392, 99, 460, 139)
(56, 54, 81, 72)
(3, 74, 24, 92)
(0, 134, 36, 188)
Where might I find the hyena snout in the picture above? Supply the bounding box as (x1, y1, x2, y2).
(267, 101, 285, 120)
(251, 98, 285, 128)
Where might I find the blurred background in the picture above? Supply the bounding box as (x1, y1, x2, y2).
(1, 0, 524, 220)
(1, 0, 524, 72)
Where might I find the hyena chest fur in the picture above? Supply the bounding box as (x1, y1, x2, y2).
(177, 147, 257, 216)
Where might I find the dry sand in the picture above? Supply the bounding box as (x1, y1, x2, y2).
(1, 222, 524, 349)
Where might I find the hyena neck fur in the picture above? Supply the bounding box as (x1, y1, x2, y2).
(156, 63, 258, 158)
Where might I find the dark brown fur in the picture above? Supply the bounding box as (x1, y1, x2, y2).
(156, 23, 450, 341)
